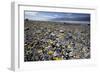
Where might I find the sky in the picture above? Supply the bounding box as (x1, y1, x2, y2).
(24, 11, 90, 23)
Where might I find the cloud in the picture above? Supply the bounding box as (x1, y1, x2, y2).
(24, 11, 90, 22)
(25, 11, 38, 16)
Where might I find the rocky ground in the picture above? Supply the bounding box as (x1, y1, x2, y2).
(24, 20, 90, 62)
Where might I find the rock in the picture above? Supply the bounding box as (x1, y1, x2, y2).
(69, 51, 73, 57)
(47, 39, 53, 44)
(74, 55, 80, 59)
(50, 32, 56, 36)
(37, 50, 42, 53)
(59, 30, 64, 33)
(53, 51, 58, 56)
(56, 43, 60, 47)
(67, 44, 71, 49)
(25, 27, 29, 31)
(36, 30, 41, 34)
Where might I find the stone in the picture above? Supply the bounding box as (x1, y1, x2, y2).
(69, 51, 73, 57)
(53, 51, 58, 56)
(59, 30, 64, 33)
(50, 32, 56, 36)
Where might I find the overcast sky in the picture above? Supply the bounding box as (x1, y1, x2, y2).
(24, 11, 90, 23)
